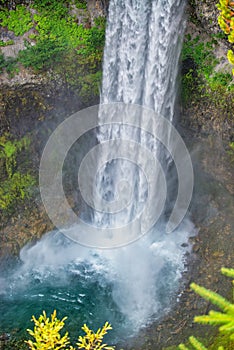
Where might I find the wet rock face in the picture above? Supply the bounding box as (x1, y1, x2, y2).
(0, 202, 54, 264)
(181, 96, 234, 143)
(192, 0, 220, 34)
(0, 81, 99, 261)
(1, 0, 30, 10)
(87, 0, 109, 24)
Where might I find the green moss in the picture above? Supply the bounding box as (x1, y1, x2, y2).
(0, 171, 35, 210)
(52, 45, 103, 101)
(0, 134, 36, 212)
(78, 70, 102, 102)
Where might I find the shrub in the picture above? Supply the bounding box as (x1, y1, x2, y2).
(0, 54, 18, 76)
(18, 39, 67, 71)
(26, 310, 114, 350)
(178, 267, 234, 350)
(26, 310, 70, 350)
(77, 322, 114, 350)
(217, 0, 234, 74)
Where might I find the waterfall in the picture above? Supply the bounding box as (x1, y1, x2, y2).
(101, 0, 185, 114)
(0, 0, 195, 341)
(77, 0, 193, 329)
(92, 0, 188, 241)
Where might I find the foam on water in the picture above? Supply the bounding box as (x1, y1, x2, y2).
(0, 219, 194, 338)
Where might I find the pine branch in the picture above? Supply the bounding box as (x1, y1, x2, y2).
(190, 283, 234, 313)
(221, 268, 234, 279)
(178, 344, 190, 350)
(194, 310, 234, 325)
(188, 336, 208, 350)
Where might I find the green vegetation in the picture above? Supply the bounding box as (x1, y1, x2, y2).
(181, 33, 234, 93)
(0, 1, 105, 97)
(26, 310, 71, 350)
(74, 0, 87, 9)
(26, 310, 114, 350)
(178, 267, 234, 350)
(0, 4, 34, 36)
(181, 34, 217, 104)
(0, 39, 14, 46)
(18, 38, 67, 71)
(179, 337, 208, 350)
(182, 0, 234, 101)
(77, 323, 114, 350)
(0, 53, 18, 76)
(0, 134, 35, 211)
(181, 33, 234, 121)
(179, 2, 234, 164)
(217, 0, 234, 74)
(181, 35, 218, 79)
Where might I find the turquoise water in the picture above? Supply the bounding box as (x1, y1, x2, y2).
(0, 234, 126, 344)
(0, 227, 192, 344)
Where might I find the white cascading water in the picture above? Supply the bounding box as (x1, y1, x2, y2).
(0, 0, 195, 341)
(101, 0, 184, 114)
(93, 0, 187, 231)
(86, 0, 193, 330)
